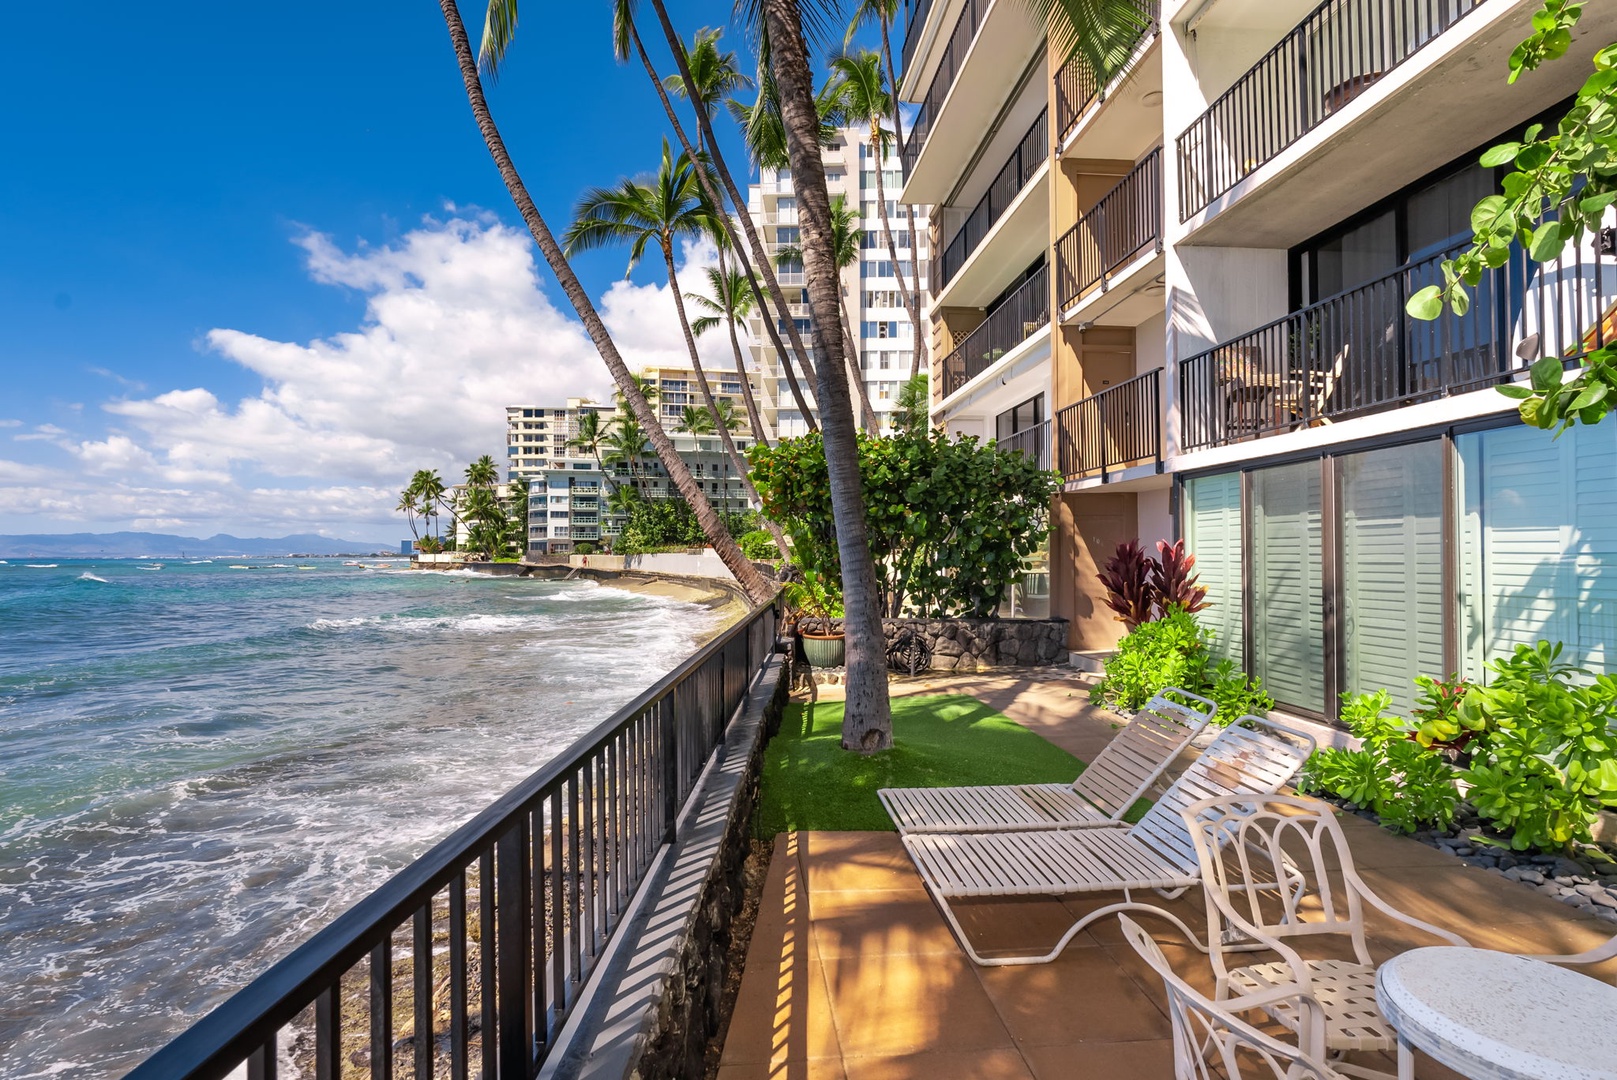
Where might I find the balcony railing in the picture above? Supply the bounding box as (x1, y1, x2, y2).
(901, 0, 993, 178)
(936, 108, 1049, 292)
(1056, 147, 1163, 310)
(1177, 0, 1485, 221)
(1056, 368, 1163, 481)
(126, 600, 781, 1080)
(938, 264, 1050, 398)
(1177, 231, 1617, 451)
(1054, 0, 1159, 144)
(900, 0, 936, 81)
(997, 419, 1052, 470)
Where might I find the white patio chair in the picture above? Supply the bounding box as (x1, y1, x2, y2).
(903, 715, 1316, 966)
(879, 686, 1217, 834)
(1118, 914, 1347, 1080)
(1183, 795, 1472, 1078)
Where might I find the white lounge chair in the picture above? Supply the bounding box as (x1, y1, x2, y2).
(1118, 914, 1347, 1080)
(879, 686, 1217, 834)
(1182, 794, 1617, 1079)
(903, 715, 1316, 966)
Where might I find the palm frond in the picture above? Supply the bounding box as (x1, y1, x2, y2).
(478, 0, 521, 81)
(1016, 0, 1154, 82)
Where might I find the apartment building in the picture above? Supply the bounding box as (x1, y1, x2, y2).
(745, 123, 932, 436)
(901, 0, 1617, 720)
(506, 391, 761, 555)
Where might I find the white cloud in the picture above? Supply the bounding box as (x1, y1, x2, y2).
(0, 419, 22, 429)
(1, 211, 726, 537)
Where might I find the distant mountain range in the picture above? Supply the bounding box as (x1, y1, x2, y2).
(0, 532, 399, 558)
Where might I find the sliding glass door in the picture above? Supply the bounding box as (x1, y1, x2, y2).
(1250, 462, 1326, 713)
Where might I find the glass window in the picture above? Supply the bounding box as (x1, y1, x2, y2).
(1250, 461, 1326, 712)
(1456, 422, 1617, 680)
(1339, 442, 1445, 713)
(1184, 473, 1244, 666)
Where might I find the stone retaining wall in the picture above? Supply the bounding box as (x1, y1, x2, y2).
(812, 617, 1069, 672)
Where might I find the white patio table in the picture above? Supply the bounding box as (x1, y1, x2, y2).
(1375, 946, 1617, 1080)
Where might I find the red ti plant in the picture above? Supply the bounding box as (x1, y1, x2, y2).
(1099, 540, 1157, 629)
(1151, 539, 1209, 616)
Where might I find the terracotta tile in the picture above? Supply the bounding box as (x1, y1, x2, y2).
(717, 1061, 849, 1080)
(1102, 932, 1221, 1002)
(1358, 865, 1602, 935)
(841, 1049, 1036, 1080)
(800, 832, 925, 894)
(944, 895, 1105, 960)
(975, 947, 1173, 1045)
(1021, 1039, 1174, 1080)
(722, 955, 843, 1066)
(1063, 893, 1209, 949)
(809, 890, 960, 958)
(819, 950, 1014, 1056)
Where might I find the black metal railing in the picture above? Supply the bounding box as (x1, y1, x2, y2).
(997, 419, 1052, 470)
(1056, 147, 1163, 310)
(937, 108, 1049, 291)
(900, 0, 936, 82)
(1177, 0, 1485, 221)
(939, 265, 1051, 398)
(901, 0, 992, 177)
(127, 599, 782, 1080)
(1056, 368, 1163, 480)
(1054, 0, 1159, 144)
(1177, 230, 1617, 451)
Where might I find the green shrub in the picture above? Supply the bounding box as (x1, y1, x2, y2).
(1300, 689, 1460, 835)
(572, 541, 596, 555)
(738, 530, 778, 560)
(1091, 608, 1270, 721)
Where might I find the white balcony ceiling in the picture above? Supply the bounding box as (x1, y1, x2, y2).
(934, 163, 1051, 310)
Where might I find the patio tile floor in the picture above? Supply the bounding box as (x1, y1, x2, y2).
(720, 673, 1617, 1079)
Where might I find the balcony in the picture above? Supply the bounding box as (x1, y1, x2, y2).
(900, 0, 936, 80)
(1057, 368, 1163, 482)
(938, 264, 1049, 399)
(1177, 0, 1486, 224)
(1176, 233, 1617, 453)
(1056, 147, 1163, 315)
(900, 0, 992, 180)
(996, 419, 1051, 470)
(935, 107, 1048, 297)
(1054, 0, 1159, 147)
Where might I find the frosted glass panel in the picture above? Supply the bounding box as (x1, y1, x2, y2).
(1251, 462, 1325, 712)
(1339, 442, 1444, 713)
(1457, 423, 1617, 680)
(1184, 473, 1244, 665)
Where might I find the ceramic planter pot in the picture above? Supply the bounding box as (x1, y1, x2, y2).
(800, 631, 846, 668)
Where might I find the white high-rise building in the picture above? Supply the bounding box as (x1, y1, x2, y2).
(745, 124, 931, 437)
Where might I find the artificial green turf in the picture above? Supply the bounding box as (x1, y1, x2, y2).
(756, 694, 1088, 834)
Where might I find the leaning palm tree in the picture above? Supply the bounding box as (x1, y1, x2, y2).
(712, 397, 747, 433)
(415, 469, 449, 543)
(564, 140, 788, 557)
(687, 264, 771, 447)
(750, 0, 895, 751)
(823, 49, 927, 384)
(676, 404, 716, 435)
(438, 0, 773, 603)
(396, 486, 422, 540)
(845, 0, 927, 378)
(777, 195, 882, 432)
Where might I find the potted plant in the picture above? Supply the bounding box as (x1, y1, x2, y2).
(784, 571, 845, 668)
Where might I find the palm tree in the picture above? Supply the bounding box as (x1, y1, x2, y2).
(564, 140, 787, 557)
(438, 0, 773, 604)
(687, 264, 771, 447)
(603, 410, 648, 489)
(777, 195, 882, 432)
(567, 409, 616, 493)
(754, 0, 894, 751)
(396, 486, 422, 540)
(712, 397, 746, 433)
(892, 373, 931, 435)
(845, 0, 927, 379)
(676, 404, 715, 435)
(823, 49, 927, 385)
(464, 454, 499, 490)
(415, 469, 449, 542)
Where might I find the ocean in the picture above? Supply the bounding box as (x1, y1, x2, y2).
(0, 557, 722, 1079)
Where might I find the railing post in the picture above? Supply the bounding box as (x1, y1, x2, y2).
(1152, 370, 1163, 470)
(496, 821, 533, 1080)
(660, 697, 679, 843)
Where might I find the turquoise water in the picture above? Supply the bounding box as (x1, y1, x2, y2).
(0, 558, 719, 1078)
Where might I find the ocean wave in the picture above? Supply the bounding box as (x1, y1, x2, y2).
(25, 564, 58, 569)
(305, 612, 550, 634)
(77, 573, 110, 584)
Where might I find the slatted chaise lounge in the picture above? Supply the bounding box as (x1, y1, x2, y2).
(901, 715, 1316, 966)
(878, 686, 1217, 834)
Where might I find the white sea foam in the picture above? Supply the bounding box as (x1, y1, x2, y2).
(77, 573, 109, 584)
(25, 563, 58, 568)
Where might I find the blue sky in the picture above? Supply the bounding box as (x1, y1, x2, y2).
(0, 2, 867, 540)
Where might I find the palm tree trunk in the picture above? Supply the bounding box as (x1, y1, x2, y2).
(663, 247, 791, 559)
(761, 0, 892, 752)
(839, 300, 882, 431)
(877, 15, 929, 380)
(622, 18, 819, 427)
(646, 1, 825, 391)
(437, 0, 774, 606)
(868, 127, 927, 384)
(715, 244, 772, 449)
